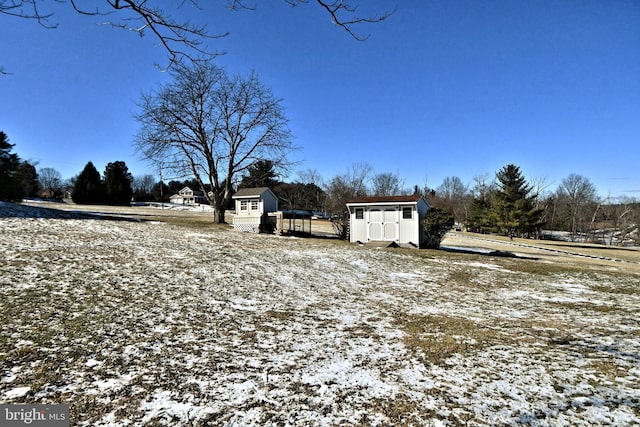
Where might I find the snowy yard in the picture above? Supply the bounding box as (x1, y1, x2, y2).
(1, 202, 639, 426)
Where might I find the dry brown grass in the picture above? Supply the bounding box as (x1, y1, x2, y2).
(4, 202, 639, 425)
(397, 314, 504, 365)
(364, 394, 425, 425)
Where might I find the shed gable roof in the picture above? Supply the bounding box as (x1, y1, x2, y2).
(346, 194, 424, 205)
(232, 187, 276, 199)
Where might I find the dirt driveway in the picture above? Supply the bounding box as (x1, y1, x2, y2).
(442, 232, 640, 274)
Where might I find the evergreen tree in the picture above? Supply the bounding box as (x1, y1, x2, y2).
(0, 131, 22, 201)
(492, 164, 544, 237)
(167, 180, 185, 197)
(273, 182, 326, 211)
(72, 161, 105, 204)
(150, 180, 169, 202)
(17, 162, 40, 198)
(104, 161, 133, 205)
(421, 207, 455, 248)
(239, 159, 279, 189)
(467, 197, 493, 233)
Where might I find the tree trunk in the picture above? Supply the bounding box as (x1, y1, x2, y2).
(212, 181, 232, 224)
(215, 207, 226, 223)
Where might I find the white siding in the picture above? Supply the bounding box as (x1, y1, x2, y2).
(231, 188, 279, 234)
(399, 205, 417, 244)
(347, 196, 429, 247)
(235, 198, 262, 219)
(350, 208, 367, 243)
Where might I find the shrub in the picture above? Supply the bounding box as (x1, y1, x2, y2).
(421, 207, 455, 249)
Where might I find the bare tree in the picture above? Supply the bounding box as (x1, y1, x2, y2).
(555, 173, 599, 240)
(133, 174, 156, 193)
(296, 168, 324, 187)
(325, 161, 372, 217)
(38, 167, 62, 197)
(2, 1, 395, 70)
(437, 176, 467, 200)
(602, 196, 637, 246)
(132, 174, 156, 200)
(324, 174, 353, 238)
(371, 171, 405, 197)
(471, 173, 494, 201)
(530, 176, 552, 207)
(135, 60, 294, 223)
(436, 176, 469, 224)
(631, 199, 640, 246)
(346, 161, 373, 197)
(294, 168, 327, 212)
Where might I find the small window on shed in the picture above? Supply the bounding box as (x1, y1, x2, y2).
(402, 207, 412, 219)
(251, 200, 259, 211)
(355, 208, 364, 219)
(240, 200, 248, 211)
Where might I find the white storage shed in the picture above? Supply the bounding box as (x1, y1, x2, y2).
(346, 195, 430, 248)
(232, 187, 279, 232)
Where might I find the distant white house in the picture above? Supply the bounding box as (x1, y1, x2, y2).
(169, 187, 206, 205)
(232, 187, 279, 232)
(346, 195, 430, 248)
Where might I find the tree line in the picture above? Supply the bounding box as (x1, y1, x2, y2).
(0, 135, 134, 206)
(71, 161, 133, 205)
(424, 167, 639, 246)
(0, 132, 39, 201)
(232, 160, 639, 246)
(3, 128, 638, 246)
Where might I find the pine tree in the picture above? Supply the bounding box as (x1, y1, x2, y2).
(104, 161, 133, 205)
(0, 131, 22, 201)
(16, 162, 40, 198)
(239, 160, 279, 189)
(150, 181, 169, 202)
(72, 162, 105, 204)
(467, 197, 493, 233)
(492, 164, 544, 237)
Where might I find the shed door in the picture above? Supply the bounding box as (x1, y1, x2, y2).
(368, 208, 398, 241)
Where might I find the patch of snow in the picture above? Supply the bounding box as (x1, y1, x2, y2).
(3, 386, 30, 399)
(1, 202, 638, 426)
(349, 259, 369, 270)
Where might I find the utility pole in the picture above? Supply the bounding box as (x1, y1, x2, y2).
(159, 166, 164, 209)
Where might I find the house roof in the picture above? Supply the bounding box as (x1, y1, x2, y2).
(346, 194, 424, 205)
(232, 187, 276, 199)
(178, 186, 204, 196)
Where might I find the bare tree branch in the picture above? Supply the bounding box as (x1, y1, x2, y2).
(2, 1, 394, 70)
(70, 0, 226, 68)
(0, 0, 57, 27)
(1, 1, 225, 69)
(231, 0, 396, 41)
(305, 0, 395, 41)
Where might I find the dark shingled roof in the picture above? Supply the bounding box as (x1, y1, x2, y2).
(346, 194, 424, 204)
(232, 187, 272, 198)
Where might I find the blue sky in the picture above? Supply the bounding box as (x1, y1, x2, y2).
(2, 1, 639, 198)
